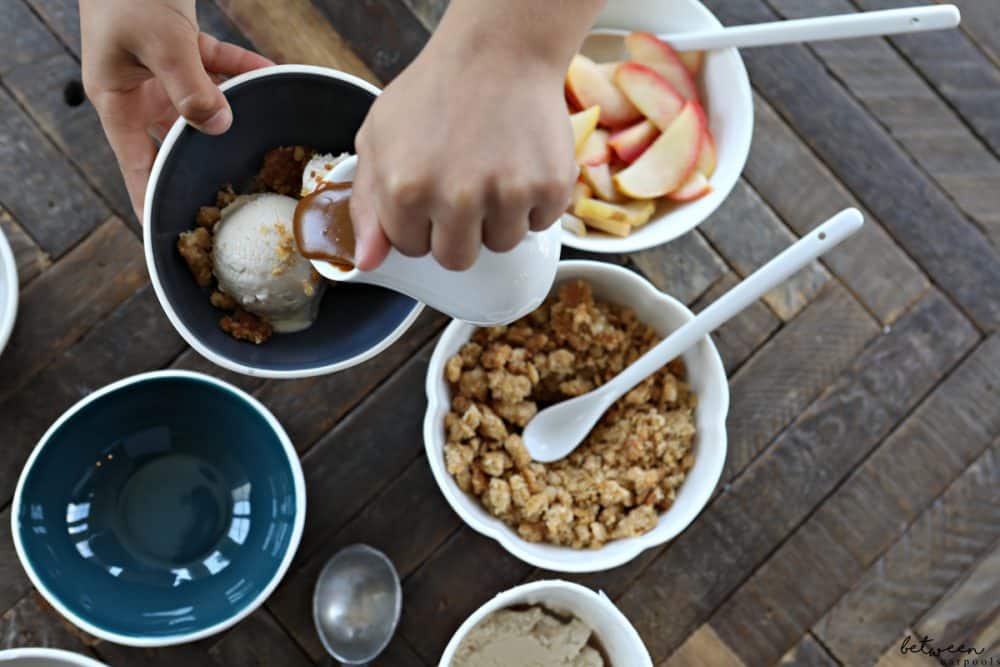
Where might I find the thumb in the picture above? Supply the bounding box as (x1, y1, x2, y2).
(350, 155, 391, 271)
(142, 35, 232, 135)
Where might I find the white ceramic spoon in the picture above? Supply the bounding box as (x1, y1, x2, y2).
(522, 208, 864, 463)
(585, 5, 959, 57)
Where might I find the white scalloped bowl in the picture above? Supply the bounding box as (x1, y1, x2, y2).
(424, 260, 728, 572)
(562, 0, 753, 254)
(0, 222, 18, 357)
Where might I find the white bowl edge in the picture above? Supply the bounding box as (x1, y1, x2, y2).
(0, 223, 19, 356)
(0, 648, 109, 667)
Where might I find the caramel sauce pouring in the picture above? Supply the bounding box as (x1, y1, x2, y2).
(294, 181, 356, 271)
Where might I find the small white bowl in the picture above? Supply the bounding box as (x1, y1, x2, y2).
(563, 0, 753, 254)
(0, 648, 108, 667)
(424, 260, 728, 572)
(439, 580, 652, 666)
(0, 223, 18, 356)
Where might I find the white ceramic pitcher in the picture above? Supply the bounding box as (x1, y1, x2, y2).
(308, 155, 562, 326)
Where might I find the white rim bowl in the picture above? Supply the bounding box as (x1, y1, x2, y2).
(0, 648, 109, 667)
(11, 370, 307, 647)
(424, 260, 729, 572)
(143, 64, 424, 379)
(438, 579, 652, 666)
(562, 0, 753, 253)
(0, 222, 18, 356)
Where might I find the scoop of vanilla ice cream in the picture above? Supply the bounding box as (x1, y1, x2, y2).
(212, 193, 326, 333)
(301, 152, 352, 196)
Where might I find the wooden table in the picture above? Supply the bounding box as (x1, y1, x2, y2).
(2, 1, 999, 665)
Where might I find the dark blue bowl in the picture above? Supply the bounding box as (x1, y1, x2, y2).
(12, 371, 305, 646)
(143, 65, 422, 378)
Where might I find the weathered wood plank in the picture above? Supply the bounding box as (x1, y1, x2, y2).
(0, 208, 50, 286)
(699, 179, 830, 320)
(5, 53, 134, 223)
(215, 0, 379, 84)
(268, 457, 459, 660)
(0, 285, 186, 504)
(309, 0, 429, 81)
(814, 438, 1000, 664)
(0, 592, 94, 652)
(291, 342, 434, 566)
(745, 91, 929, 324)
(916, 544, 1000, 659)
(0, 87, 110, 257)
(169, 347, 267, 395)
(0, 508, 32, 616)
(952, 0, 1000, 68)
(401, 0, 449, 31)
(660, 624, 745, 667)
(706, 0, 1000, 331)
(705, 334, 1000, 666)
(366, 636, 429, 667)
(873, 628, 943, 667)
(778, 633, 839, 667)
(628, 229, 729, 306)
(254, 308, 447, 452)
(0, 218, 146, 403)
(725, 283, 877, 477)
(691, 272, 782, 374)
(617, 289, 976, 663)
(23, 0, 81, 58)
(208, 609, 312, 667)
(855, 0, 1000, 159)
(400, 528, 533, 664)
(94, 636, 218, 667)
(0, 1, 63, 74)
(769, 0, 1000, 248)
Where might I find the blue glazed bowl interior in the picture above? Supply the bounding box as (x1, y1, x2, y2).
(148, 71, 418, 373)
(15, 375, 301, 641)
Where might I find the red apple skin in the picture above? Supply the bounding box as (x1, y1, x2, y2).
(609, 120, 660, 164)
(624, 32, 699, 101)
(613, 101, 705, 199)
(567, 55, 642, 128)
(613, 62, 686, 131)
(668, 171, 712, 202)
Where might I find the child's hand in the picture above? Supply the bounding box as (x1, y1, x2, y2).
(350, 0, 604, 271)
(80, 0, 273, 219)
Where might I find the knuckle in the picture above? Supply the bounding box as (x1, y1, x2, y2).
(386, 175, 430, 208)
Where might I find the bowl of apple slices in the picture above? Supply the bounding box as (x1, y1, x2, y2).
(561, 0, 753, 253)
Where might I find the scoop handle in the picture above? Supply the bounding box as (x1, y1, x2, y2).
(661, 5, 960, 51)
(603, 208, 864, 397)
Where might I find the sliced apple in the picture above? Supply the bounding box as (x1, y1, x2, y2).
(697, 130, 717, 177)
(614, 102, 704, 199)
(577, 128, 611, 166)
(620, 199, 657, 226)
(581, 163, 622, 202)
(668, 171, 712, 202)
(624, 32, 699, 101)
(679, 50, 705, 75)
(572, 198, 632, 237)
(596, 61, 623, 79)
(570, 105, 601, 152)
(571, 181, 592, 207)
(608, 120, 659, 164)
(561, 213, 588, 236)
(613, 62, 685, 131)
(566, 55, 642, 128)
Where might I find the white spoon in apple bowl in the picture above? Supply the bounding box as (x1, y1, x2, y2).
(522, 208, 864, 463)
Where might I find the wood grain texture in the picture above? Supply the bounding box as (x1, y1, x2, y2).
(0, 508, 32, 615)
(0, 218, 146, 404)
(0, 1, 64, 75)
(94, 635, 218, 667)
(706, 0, 1000, 331)
(365, 636, 428, 667)
(215, 0, 379, 83)
(814, 438, 1000, 664)
(855, 0, 1000, 159)
(953, 0, 1000, 68)
(0, 286, 185, 504)
(0, 86, 109, 257)
(690, 272, 782, 375)
(778, 633, 839, 667)
(24, 0, 81, 57)
(661, 624, 745, 667)
(268, 457, 459, 660)
(208, 609, 312, 667)
(628, 229, 728, 306)
(0, 593, 94, 653)
(254, 309, 447, 451)
(873, 629, 943, 667)
(745, 92, 929, 324)
(310, 0, 429, 81)
(5, 52, 134, 223)
(618, 288, 975, 663)
(916, 544, 1000, 659)
(0, 209, 50, 286)
(400, 528, 533, 663)
(168, 347, 267, 395)
(769, 0, 1000, 248)
(699, 179, 830, 321)
(706, 333, 1000, 666)
(724, 283, 878, 478)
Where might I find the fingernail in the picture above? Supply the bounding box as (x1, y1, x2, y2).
(199, 106, 232, 134)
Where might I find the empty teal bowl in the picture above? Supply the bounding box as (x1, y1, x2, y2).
(12, 371, 305, 646)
